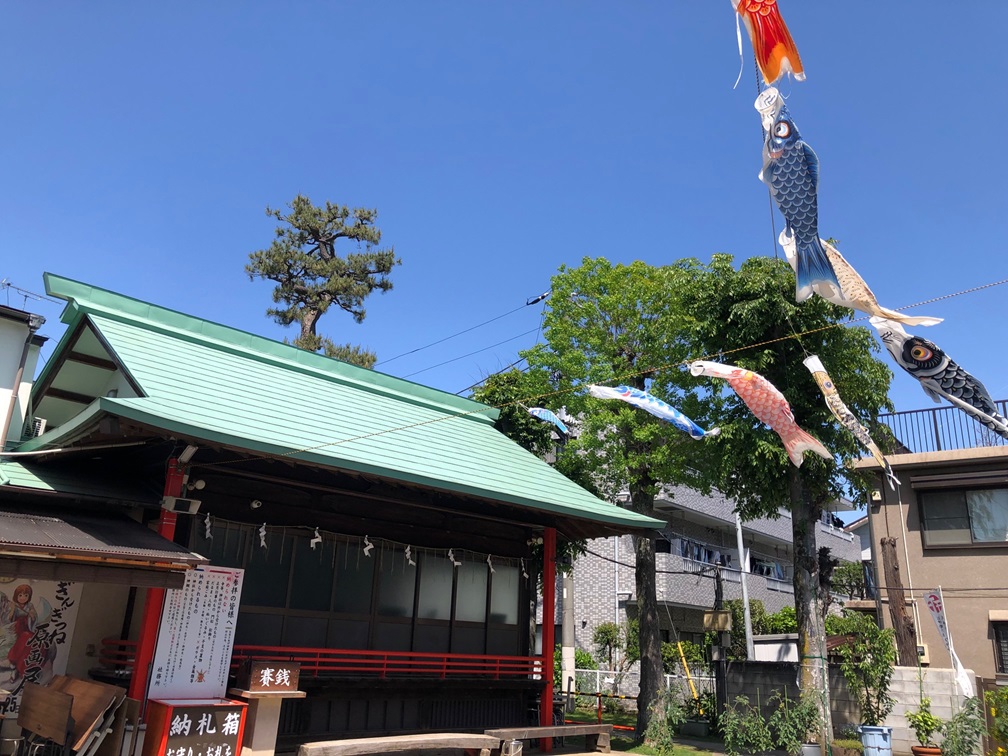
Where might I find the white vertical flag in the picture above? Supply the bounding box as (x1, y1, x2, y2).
(924, 587, 974, 697)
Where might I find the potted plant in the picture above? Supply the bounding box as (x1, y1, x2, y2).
(938, 697, 986, 756)
(836, 613, 897, 756)
(769, 690, 823, 756)
(681, 689, 716, 737)
(831, 738, 865, 756)
(906, 697, 943, 756)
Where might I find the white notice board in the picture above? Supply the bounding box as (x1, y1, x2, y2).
(148, 565, 244, 700)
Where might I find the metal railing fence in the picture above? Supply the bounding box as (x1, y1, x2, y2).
(879, 400, 1008, 454)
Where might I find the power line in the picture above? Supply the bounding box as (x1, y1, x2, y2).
(192, 274, 1008, 469)
(455, 357, 527, 397)
(454, 298, 549, 395)
(376, 290, 550, 367)
(401, 327, 541, 379)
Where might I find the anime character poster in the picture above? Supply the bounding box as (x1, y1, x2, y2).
(0, 577, 83, 715)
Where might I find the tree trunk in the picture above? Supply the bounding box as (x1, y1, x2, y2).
(880, 537, 918, 666)
(632, 494, 661, 741)
(300, 308, 320, 341)
(789, 467, 834, 744)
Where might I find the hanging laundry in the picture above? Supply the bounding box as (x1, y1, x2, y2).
(757, 91, 842, 303)
(587, 384, 719, 440)
(690, 360, 832, 467)
(871, 318, 1008, 440)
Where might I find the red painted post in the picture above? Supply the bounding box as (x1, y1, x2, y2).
(539, 527, 557, 752)
(127, 458, 184, 705)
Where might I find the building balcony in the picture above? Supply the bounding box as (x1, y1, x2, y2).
(879, 401, 1008, 454)
(656, 553, 793, 614)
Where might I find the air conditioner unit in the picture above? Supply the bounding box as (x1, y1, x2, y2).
(161, 496, 202, 515)
(29, 417, 47, 437)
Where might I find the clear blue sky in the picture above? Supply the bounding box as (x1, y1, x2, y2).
(3, 2, 1007, 414)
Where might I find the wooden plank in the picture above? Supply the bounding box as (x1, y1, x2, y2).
(485, 724, 611, 738)
(299, 732, 501, 756)
(49, 675, 126, 752)
(17, 683, 74, 745)
(485, 724, 612, 753)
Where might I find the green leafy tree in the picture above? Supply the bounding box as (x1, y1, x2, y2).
(675, 254, 892, 741)
(246, 194, 400, 367)
(593, 621, 623, 669)
(554, 644, 597, 687)
(835, 612, 897, 726)
(832, 560, 867, 600)
(470, 367, 559, 457)
(724, 599, 767, 660)
(524, 257, 714, 739)
(624, 616, 641, 665)
(662, 639, 710, 674)
(761, 606, 798, 635)
(593, 618, 640, 696)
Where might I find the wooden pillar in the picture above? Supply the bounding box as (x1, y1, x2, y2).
(127, 458, 184, 705)
(539, 527, 557, 752)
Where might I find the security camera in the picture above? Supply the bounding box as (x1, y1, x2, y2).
(250, 499, 262, 510)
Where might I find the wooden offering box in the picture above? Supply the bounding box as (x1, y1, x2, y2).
(142, 698, 247, 756)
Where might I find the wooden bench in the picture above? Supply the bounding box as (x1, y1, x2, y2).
(298, 732, 503, 756)
(484, 724, 612, 753)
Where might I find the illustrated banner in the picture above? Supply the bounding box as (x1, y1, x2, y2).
(924, 588, 974, 697)
(149, 565, 244, 700)
(0, 578, 83, 715)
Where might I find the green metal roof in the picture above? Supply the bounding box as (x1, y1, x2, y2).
(22, 273, 661, 533)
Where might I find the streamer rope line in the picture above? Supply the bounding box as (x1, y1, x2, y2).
(187, 275, 1008, 469)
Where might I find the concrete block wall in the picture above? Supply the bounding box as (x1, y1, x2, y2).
(884, 667, 971, 756)
(726, 663, 972, 755)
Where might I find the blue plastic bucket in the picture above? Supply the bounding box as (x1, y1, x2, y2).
(860, 725, 893, 756)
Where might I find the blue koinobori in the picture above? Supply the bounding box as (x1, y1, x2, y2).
(527, 407, 569, 436)
(587, 384, 719, 440)
(759, 98, 842, 303)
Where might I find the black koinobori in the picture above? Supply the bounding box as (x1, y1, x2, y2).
(871, 317, 1008, 440)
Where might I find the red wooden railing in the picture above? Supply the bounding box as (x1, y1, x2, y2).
(98, 637, 137, 671)
(98, 638, 542, 681)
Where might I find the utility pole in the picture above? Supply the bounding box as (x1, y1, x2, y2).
(561, 573, 576, 710)
(714, 566, 727, 716)
(734, 512, 755, 658)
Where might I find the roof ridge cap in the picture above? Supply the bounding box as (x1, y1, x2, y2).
(43, 273, 496, 424)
